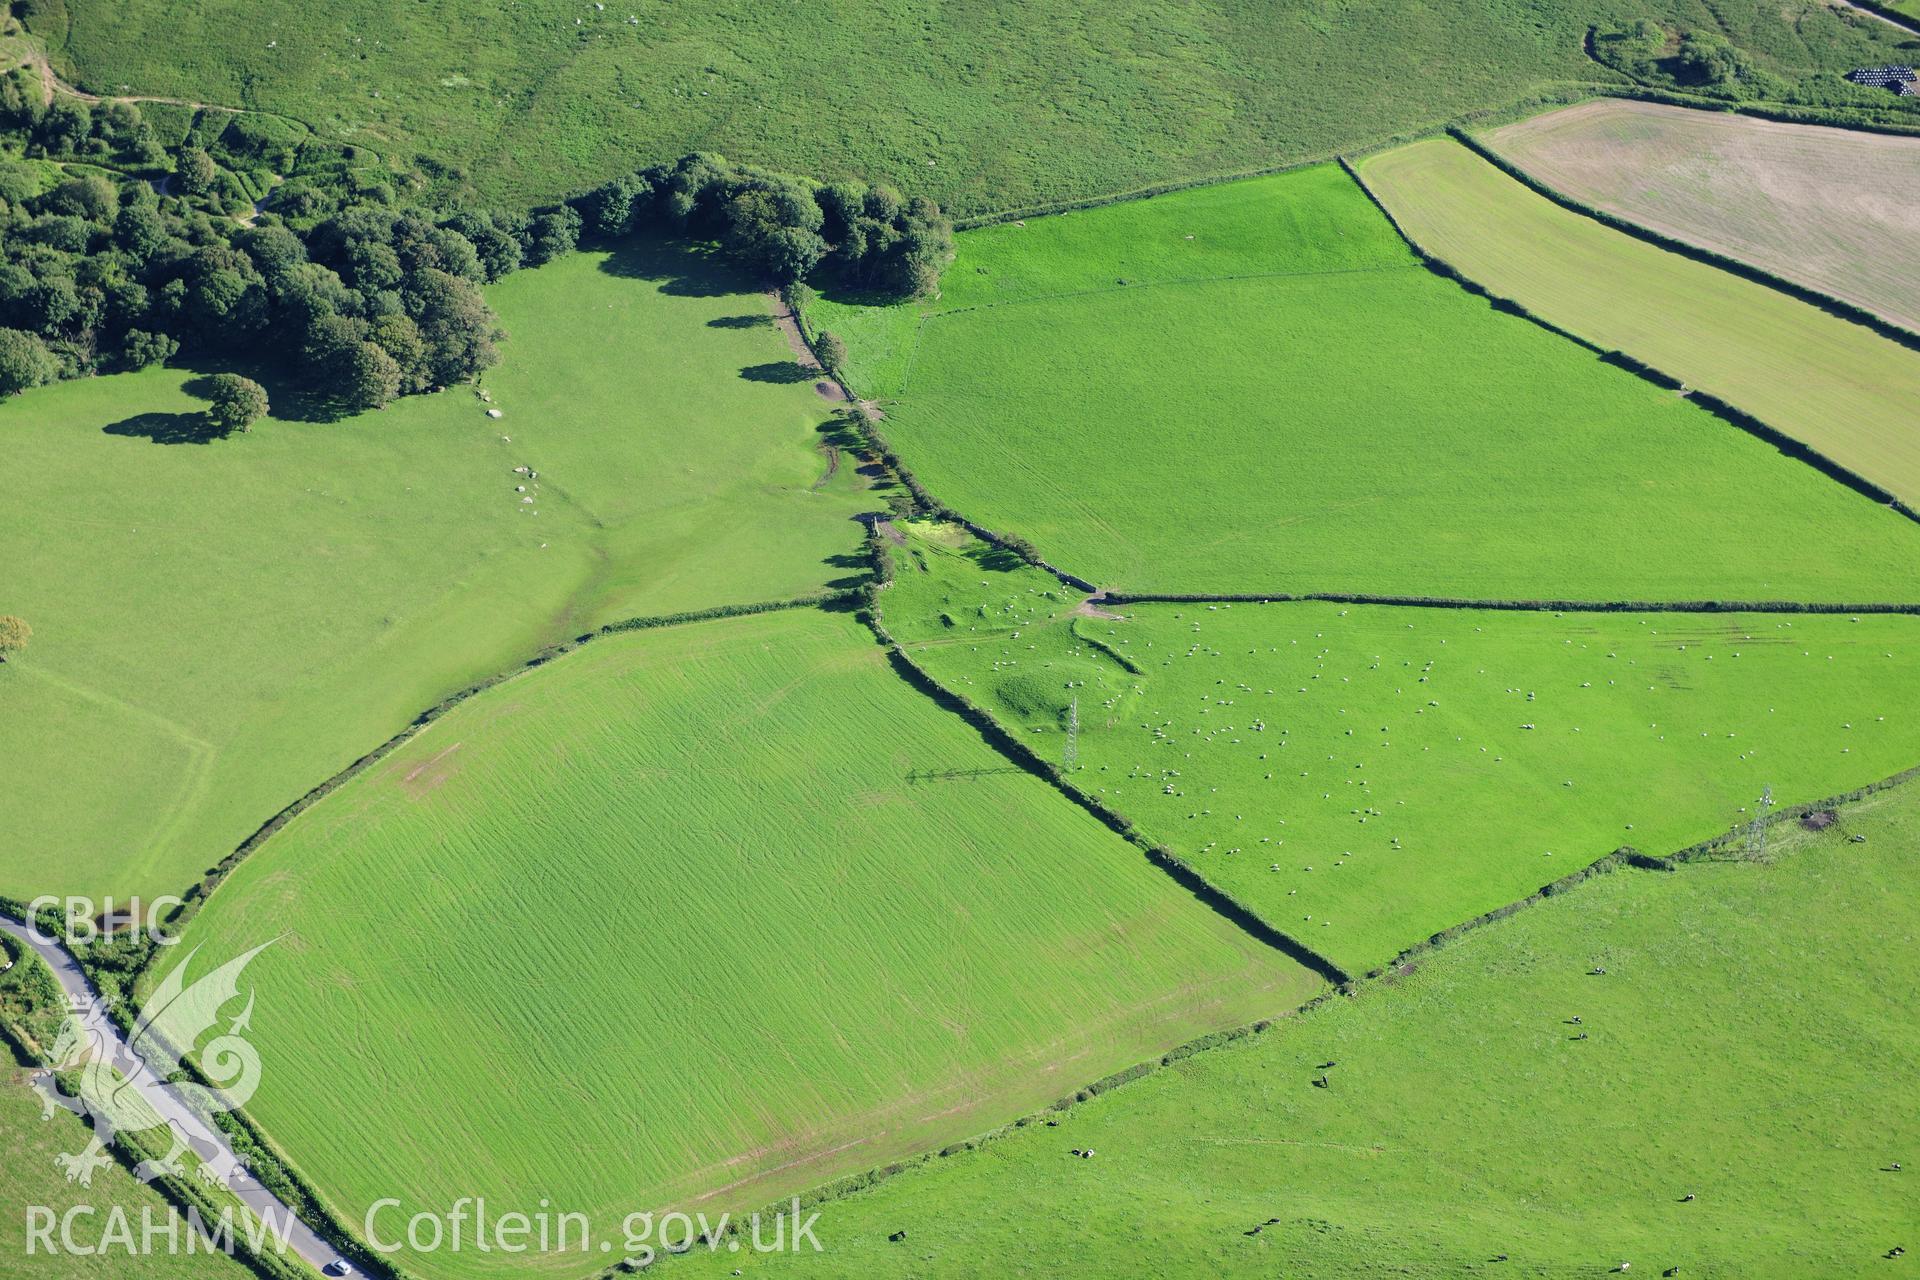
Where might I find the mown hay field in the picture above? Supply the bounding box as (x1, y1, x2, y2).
(1484, 98, 1920, 333)
(161, 607, 1324, 1280)
(1359, 136, 1920, 510)
(884, 522, 1920, 973)
(677, 779, 1920, 1278)
(36, 0, 1920, 212)
(0, 243, 868, 904)
(819, 165, 1920, 600)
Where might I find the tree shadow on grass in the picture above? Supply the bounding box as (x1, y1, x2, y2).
(708, 314, 772, 330)
(102, 410, 220, 445)
(817, 415, 862, 449)
(805, 261, 913, 309)
(968, 542, 1028, 573)
(740, 360, 815, 384)
(170, 360, 358, 425)
(592, 236, 754, 298)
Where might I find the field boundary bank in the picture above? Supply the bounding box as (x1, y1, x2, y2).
(862, 561, 1350, 986)
(1374, 760, 1920, 979)
(1338, 155, 1920, 528)
(0, 592, 861, 1280)
(944, 79, 1920, 234)
(165, 590, 858, 935)
(38, 71, 1915, 1270)
(621, 987, 1349, 1278)
(1100, 591, 1920, 615)
(22, 12, 1920, 233)
(0, 932, 336, 1280)
(668, 753, 1920, 1271)
(114, 1125, 313, 1280)
(1450, 126, 1920, 359)
(10, 19, 401, 185)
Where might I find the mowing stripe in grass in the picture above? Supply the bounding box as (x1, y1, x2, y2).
(1451, 125, 1920, 356)
(163, 591, 857, 939)
(165, 607, 1326, 1280)
(1339, 154, 1920, 528)
(1357, 137, 1920, 512)
(923, 262, 1423, 321)
(670, 775, 1920, 1279)
(831, 160, 1920, 601)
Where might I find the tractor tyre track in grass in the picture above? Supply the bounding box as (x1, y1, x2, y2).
(163, 593, 850, 931)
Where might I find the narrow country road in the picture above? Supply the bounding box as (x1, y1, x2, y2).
(1832, 0, 1920, 34)
(0, 917, 335, 1273)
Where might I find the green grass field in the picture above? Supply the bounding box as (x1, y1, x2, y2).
(0, 1084, 259, 1279)
(678, 779, 1920, 1279)
(32, 0, 1918, 212)
(1359, 136, 1920, 510)
(820, 165, 1920, 600)
(13, 3, 1920, 1277)
(1483, 99, 1920, 334)
(811, 162, 1411, 398)
(0, 242, 869, 905)
(883, 522, 1920, 973)
(160, 607, 1323, 1280)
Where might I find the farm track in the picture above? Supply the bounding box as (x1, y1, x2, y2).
(75, 420, 1920, 1269)
(17, 47, 241, 113)
(1832, 0, 1920, 34)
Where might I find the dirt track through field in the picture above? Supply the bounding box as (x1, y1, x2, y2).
(17, 47, 238, 113)
(767, 290, 822, 369)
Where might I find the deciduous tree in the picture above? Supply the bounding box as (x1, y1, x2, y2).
(204, 372, 269, 434)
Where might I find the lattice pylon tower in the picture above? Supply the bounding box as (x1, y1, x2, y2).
(1748, 784, 1774, 860)
(1064, 695, 1080, 771)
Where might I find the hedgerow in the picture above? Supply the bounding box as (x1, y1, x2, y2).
(1450, 126, 1920, 357)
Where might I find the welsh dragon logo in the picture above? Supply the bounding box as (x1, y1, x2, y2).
(34, 943, 272, 1190)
